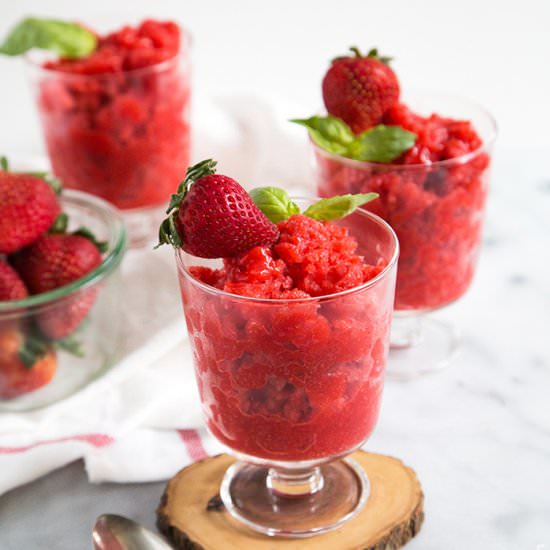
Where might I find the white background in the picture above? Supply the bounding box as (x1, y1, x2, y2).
(0, 0, 549, 157)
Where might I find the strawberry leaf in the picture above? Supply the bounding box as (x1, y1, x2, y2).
(157, 159, 218, 249)
(303, 193, 379, 221)
(167, 159, 218, 213)
(0, 17, 97, 58)
(332, 46, 393, 65)
(73, 226, 108, 253)
(48, 211, 108, 253)
(50, 212, 69, 234)
(249, 187, 300, 223)
(19, 334, 50, 368)
(55, 335, 84, 357)
(0, 156, 8, 171)
(291, 116, 354, 156)
(349, 125, 416, 162)
(157, 215, 182, 249)
(365, 47, 393, 64)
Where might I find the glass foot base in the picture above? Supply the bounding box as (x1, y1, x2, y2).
(388, 317, 460, 380)
(220, 457, 369, 538)
(122, 204, 166, 249)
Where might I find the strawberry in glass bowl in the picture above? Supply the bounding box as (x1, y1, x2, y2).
(0, 158, 126, 411)
(294, 47, 497, 378)
(157, 159, 398, 537)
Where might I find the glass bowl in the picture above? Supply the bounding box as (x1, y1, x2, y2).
(176, 200, 398, 537)
(0, 190, 126, 411)
(26, 27, 192, 247)
(312, 92, 497, 378)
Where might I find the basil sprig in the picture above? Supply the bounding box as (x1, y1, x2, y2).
(292, 116, 416, 163)
(250, 187, 378, 223)
(248, 187, 300, 223)
(0, 17, 97, 58)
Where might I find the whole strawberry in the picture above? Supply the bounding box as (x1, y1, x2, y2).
(322, 47, 400, 134)
(157, 159, 279, 257)
(1, 258, 58, 398)
(0, 324, 57, 399)
(10, 223, 104, 339)
(0, 260, 28, 301)
(0, 169, 60, 254)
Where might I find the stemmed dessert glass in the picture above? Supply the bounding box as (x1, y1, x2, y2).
(312, 93, 497, 379)
(176, 201, 398, 537)
(26, 27, 191, 247)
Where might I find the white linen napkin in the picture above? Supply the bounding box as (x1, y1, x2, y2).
(0, 96, 312, 495)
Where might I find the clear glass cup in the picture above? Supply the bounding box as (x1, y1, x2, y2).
(312, 93, 497, 379)
(176, 201, 398, 537)
(0, 190, 126, 411)
(26, 29, 191, 248)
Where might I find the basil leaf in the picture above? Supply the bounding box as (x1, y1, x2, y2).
(0, 17, 97, 58)
(349, 125, 416, 162)
(303, 193, 379, 221)
(291, 116, 355, 156)
(249, 187, 300, 223)
(292, 115, 416, 163)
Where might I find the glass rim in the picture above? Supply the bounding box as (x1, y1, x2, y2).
(0, 189, 127, 313)
(312, 92, 498, 171)
(176, 203, 399, 304)
(24, 26, 191, 80)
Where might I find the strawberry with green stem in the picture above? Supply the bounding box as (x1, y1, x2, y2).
(157, 159, 280, 257)
(322, 47, 400, 134)
(0, 156, 61, 254)
(10, 212, 107, 340)
(293, 48, 415, 164)
(0, 324, 58, 399)
(157, 159, 379, 258)
(0, 260, 57, 399)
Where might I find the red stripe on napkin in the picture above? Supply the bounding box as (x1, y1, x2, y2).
(0, 433, 114, 454)
(177, 429, 207, 461)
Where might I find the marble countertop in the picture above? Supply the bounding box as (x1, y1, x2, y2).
(0, 148, 548, 548)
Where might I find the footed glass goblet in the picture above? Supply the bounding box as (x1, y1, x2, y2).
(313, 93, 497, 379)
(27, 24, 192, 248)
(176, 203, 398, 537)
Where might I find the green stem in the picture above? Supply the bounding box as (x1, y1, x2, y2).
(50, 212, 69, 234)
(156, 159, 218, 249)
(72, 226, 108, 253)
(19, 334, 49, 368)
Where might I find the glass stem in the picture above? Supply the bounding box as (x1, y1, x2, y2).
(266, 466, 324, 497)
(390, 315, 424, 349)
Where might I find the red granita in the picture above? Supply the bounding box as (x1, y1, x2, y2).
(180, 214, 394, 461)
(191, 215, 384, 299)
(32, 19, 190, 210)
(315, 104, 491, 310)
(383, 103, 483, 164)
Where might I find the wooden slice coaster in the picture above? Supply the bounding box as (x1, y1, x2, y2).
(157, 450, 424, 549)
